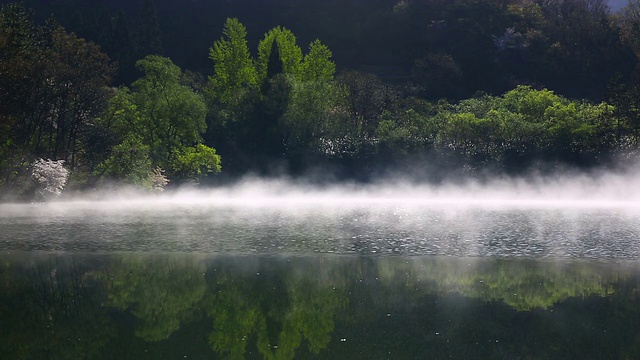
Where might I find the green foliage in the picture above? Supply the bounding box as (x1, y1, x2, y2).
(376, 106, 438, 156)
(372, 85, 620, 170)
(209, 18, 258, 104)
(97, 55, 213, 186)
(280, 79, 345, 153)
(107, 255, 207, 342)
(206, 259, 347, 360)
(95, 135, 152, 186)
(131, 55, 208, 162)
(266, 37, 284, 80)
(2, 2, 639, 185)
(256, 26, 303, 84)
(0, 257, 116, 359)
(207, 279, 263, 360)
(502, 86, 560, 122)
(207, 18, 343, 172)
(171, 144, 222, 180)
(302, 39, 336, 82)
(376, 257, 614, 312)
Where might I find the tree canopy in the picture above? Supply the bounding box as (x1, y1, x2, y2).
(1, 1, 640, 198)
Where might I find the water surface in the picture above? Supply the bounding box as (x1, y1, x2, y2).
(1, 183, 640, 359)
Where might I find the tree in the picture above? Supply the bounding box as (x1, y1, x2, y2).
(94, 134, 153, 187)
(301, 39, 336, 82)
(131, 55, 208, 163)
(256, 26, 303, 84)
(109, 10, 138, 83)
(136, 0, 162, 56)
(266, 37, 284, 82)
(336, 71, 387, 143)
(98, 55, 219, 185)
(207, 18, 341, 173)
(0, 4, 115, 195)
(171, 144, 222, 181)
(30, 158, 69, 199)
(534, 0, 632, 99)
(430, 86, 620, 171)
(208, 18, 258, 106)
(620, 0, 640, 61)
(411, 52, 464, 100)
(280, 80, 346, 156)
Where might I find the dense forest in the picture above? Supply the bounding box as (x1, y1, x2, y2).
(1, 0, 640, 199)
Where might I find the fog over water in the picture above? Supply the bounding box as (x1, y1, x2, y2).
(1, 169, 640, 258)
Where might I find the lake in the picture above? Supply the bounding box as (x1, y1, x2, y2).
(1, 179, 640, 359)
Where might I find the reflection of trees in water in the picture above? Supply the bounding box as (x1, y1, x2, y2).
(3, 253, 640, 359)
(375, 257, 621, 310)
(105, 254, 207, 342)
(340, 257, 640, 359)
(0, 254, 115, 359)
(206, 256, 348, 360)
(100, 254, 348, 359)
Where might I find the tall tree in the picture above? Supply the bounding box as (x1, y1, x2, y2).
(110, 10, 138, 83)
(301, 39, 336, 82)
(208, 18, 257, 106)
(256, 26, 303, 84)
(266, 37, 283, 81)
(137, 0, 163, 57)
(206, 18, 260, 173)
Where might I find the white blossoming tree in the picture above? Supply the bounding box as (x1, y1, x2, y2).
(31, 158, 69, 199)
(150, 167, 169, 192)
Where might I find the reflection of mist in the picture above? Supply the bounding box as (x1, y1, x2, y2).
(2, 204, 639, 258)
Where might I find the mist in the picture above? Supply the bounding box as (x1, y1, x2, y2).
(30, 160, 640, 211)
(2, 159, 639, 259)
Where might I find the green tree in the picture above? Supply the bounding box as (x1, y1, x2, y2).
(206, 18, 260, 170)
(171, 143, 222, 181)
(431, 86, 620, 170)
(266, 37, 283, 82)
(98, 55, 219, 185)
(301, 39, 336, 82)
(208, 18, 258, 106)
(256, 26, 303, 84)
(375, 102, 439, 159)
(94, 134, 153, 187)
(280, 80, 346, 156)
(336, 71, 388, 152)
(0, 256, 116, 359)
(130, 55, 208, 162)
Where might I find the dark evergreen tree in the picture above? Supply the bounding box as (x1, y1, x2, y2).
(110, 10, 137, 83)
(266, 38, 283, 80)
(136, 0, 162, 57)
